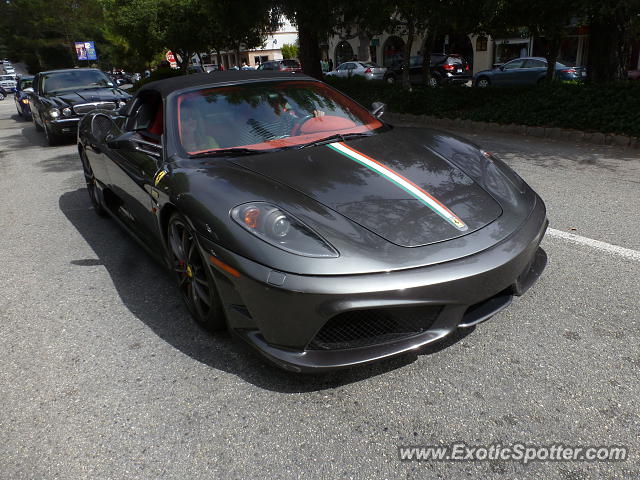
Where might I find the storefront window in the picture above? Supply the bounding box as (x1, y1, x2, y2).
(382, 36, 405, 67)
(494, 41, 529, 65)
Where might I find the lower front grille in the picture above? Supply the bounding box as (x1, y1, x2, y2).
(307, 306, 442, 350)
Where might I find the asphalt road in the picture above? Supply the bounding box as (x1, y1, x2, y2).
(0, 98, 638, 480)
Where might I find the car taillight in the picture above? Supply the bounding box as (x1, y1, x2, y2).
(465, 65, 470, 71)
(562, 68, 577, 74)
(364, 67, 372, 74)
(443, 64, 455, 71)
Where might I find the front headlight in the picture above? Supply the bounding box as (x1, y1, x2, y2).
(48, 108, 60, 118)
(118, 100, 127, 108)
(231, 202, 339, 258)
(21, 98, 29, 104)
(62, 107, 72, 117)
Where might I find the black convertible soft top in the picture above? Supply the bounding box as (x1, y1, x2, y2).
(139, 71, 315, 97)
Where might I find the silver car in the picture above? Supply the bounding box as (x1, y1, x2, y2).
(326, 61, 387, 81)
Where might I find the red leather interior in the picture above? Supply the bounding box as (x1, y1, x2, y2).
(298, 115, 357, 134)
(148, 107, 163, 135)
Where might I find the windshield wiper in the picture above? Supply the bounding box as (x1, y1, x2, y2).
(188, 147, 266, 158)
(299, 132, 371, 149)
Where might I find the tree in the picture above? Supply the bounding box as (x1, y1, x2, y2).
(335, 0, 394, 63)
(278, 0, 343, 78)
(584, 0, 640, 82)
(101, 0, 165, 70)
(281, 43, 299, 59)
(0, 0, 107, 72)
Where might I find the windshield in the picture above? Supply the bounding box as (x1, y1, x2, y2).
(19, 78, 33, 89)
(42, 70, 113, 95)
(176, 81, 383, 155)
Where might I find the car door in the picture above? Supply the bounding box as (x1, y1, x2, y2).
(104, 94, 164, 245)
(521, 59, 547, 84)
(493, 58, 526, 86)
(331, 63, 344, 77)
(409, 56, 424, 84)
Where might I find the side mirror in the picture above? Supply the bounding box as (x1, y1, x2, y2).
(371, 101, 385, 119)
(499, 66, 505, 71)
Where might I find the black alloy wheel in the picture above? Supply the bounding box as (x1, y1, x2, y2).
(167, 214, 226, 331)
(79, 147, 108, 217)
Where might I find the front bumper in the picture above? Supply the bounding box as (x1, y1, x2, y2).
(202, 196, 548, 372)
(48, 117, 80, 135)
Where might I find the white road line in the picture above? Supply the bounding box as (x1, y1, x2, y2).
(547, 228, 640, 262)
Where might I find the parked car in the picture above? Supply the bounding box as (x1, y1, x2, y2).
(256, 59, 302, 72)
(0, 86, 7, 101)
(384, 54, 472, 86)
(30, 68, 131, 145)
(113, 72, 134, 85)
(187, 65, 205, 74)
(325, 61, 387, 81)
(473, 57, 587, 87)
(76, 70, 547, 372)
(14, 75, 34, 118)
(0, 74, 17, 93)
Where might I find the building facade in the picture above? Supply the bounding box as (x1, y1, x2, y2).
(203, 18, 298, 69)
(326, 26, 593, 75)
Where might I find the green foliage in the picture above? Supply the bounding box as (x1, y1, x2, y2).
(325, 76, 640, 137)
(281, 43, 299, 59)
(0, 0, 107, 71)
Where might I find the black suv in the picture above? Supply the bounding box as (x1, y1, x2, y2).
(384, 54, 472, 86)
(30, 68, 131, 145)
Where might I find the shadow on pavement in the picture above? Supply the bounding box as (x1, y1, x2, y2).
(59, 188, 473, 392)
(0, 121, 75, 151)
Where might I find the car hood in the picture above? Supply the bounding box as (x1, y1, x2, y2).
(47, 87, 129, 107)
(230, 129, 503, 247)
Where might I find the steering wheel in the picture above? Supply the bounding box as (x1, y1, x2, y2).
(291, 113, 315, 135)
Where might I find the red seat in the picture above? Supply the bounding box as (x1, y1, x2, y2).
(148, 107, 163, 135)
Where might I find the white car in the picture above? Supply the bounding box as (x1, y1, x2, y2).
(325, 61, 387, 81)
(0, 74, 17, 93)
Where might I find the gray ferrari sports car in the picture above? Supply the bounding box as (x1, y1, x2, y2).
(77, 71, 547, 372)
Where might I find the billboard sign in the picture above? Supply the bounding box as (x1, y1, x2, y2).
(75, 41, 97, 61)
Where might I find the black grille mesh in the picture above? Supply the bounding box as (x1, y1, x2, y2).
(308, 306, 442, 350)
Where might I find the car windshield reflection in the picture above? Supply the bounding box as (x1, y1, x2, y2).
(176, 81, 384, 155)
(42, 70, 114, 95)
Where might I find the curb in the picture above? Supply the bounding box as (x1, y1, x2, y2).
(383, 112, 639, 149)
